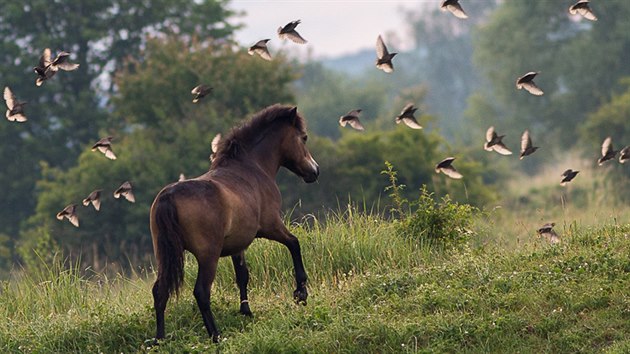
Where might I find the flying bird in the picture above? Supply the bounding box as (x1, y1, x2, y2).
(560, 169, 579, 186)
(435, 157, 463, 179)
(56, 204, 79, 227)
(537, 222, 560, 244)
(569, 0, 597, 21)
(484, 126, 512, 155)
(396, 103, 422, 129)
(598, 136, 618, 165)
(519, 130, 539, 159)
(114, 181, 135, 203)
(210, 133, 222, 161)
(248, 39, 272, 61)
(619, 146, 630, 164)
(33, 48, 80, 86)
(278, 20, 307, 44)
(82, 190, 102, 211)
(33, 48, 54, 86)
(339, 109, 365, 131)
(516, 72, 544, 96)
(441, 0, 468, 19)
(4, 87, 27, 122)
(91, 136, 117, 160)
(191, 85, 212, 103)
(375, 35, 397, 73)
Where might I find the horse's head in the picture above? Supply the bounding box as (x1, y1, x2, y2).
(279, 107, 319, 183)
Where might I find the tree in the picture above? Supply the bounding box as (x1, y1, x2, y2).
(0, 0, 238, 266)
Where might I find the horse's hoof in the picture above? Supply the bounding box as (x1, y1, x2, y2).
(240, 306, 253, 317)
(293, 288, 308, 305)
(212, 334, 221, 344)
(143, 338, 160, 349)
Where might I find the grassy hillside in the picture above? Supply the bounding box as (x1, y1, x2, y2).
(1, 205, 629, 353)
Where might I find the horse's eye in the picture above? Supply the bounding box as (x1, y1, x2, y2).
(302, 135, 308, 143)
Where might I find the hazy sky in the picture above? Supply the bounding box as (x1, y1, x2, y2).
(229, 1, 424, 59)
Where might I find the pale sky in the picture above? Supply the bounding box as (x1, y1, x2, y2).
(229, 0, 425, 59)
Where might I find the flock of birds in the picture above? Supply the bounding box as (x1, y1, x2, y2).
(0, 0, 614, 242)
(4, 48, 136, 228)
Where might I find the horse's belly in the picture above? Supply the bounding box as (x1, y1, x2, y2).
(220, 233, 256, 257)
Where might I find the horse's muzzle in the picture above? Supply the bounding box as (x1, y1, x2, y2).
(303, 161, 319, 183)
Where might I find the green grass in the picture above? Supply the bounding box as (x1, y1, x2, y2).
(1, 209, 629, 353)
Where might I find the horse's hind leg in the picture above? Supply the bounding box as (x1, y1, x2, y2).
(152, 280, 169, 340)
(231, 251, 252, 316)
(259, 224, 308, 305)
(193, 254, 221, 342)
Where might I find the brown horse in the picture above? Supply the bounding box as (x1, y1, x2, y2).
(149, 104, 319, 342)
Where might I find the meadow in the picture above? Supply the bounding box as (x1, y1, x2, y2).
(1, 171, 629, 353)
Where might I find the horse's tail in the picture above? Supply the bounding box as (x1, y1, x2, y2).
(154, 191, 185, 297)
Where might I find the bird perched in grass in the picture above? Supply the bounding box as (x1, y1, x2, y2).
(484, 126, 512, 155)
(396, 103, 422, 129)
(516, 71, 544, 96)
(191, 85, 212, 103)
(375, 35, 397, 73)
(537, 222, 560, 244)
(4, 86, 27, 122)
(441, 0, 468, 19)
(248, 39, 272, 61)
(560, 169, 579, 186)
(519, 130, 539, 159)
(435, 157, 463, 179)
(598, 137, 618, 165)
(91, 136, 117, 160)
(57, 204, 79, 227)
(278, 20, 307, 44)
(569, 0, 597, 21)
(82, 190, 102, 211)
(114, 181, 135, 203)
(339, 109, 365, 131)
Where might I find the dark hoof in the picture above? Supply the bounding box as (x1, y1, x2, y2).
(212, 334, 221, 344)
(293, 287, 308, 306)
(240, 305, 253, 317)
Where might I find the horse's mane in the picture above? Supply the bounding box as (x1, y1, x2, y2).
(212, 104, 305, 166)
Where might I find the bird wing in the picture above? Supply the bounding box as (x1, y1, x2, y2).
(123, 190, 136, 203)
(446, 3, 468, 19)
(578, 7, 597, 21)
(283, 30, 307, 44)
(8, 112, 27, 122)
(376, 35, 389, 58)
(485, 126, 496, 143)
(401, 117, 422, 129)
(376, 61, 394, 73)
(191, 85, 203, 94)
(104, 148, 117, 160)
(211, 133, 221, 153)
(492, 143, 513, 155)
(521, 130, 532, 152)
(601, 136, 612, 156)
(347, 118, 365, 131)
(4, 87, 15, 110)
(400, 103, 415, 117)
(619, 146, 630, 163)
(68, 214, 80, 227)
(441, 166, 463, 179)
(39, 48, 52, 68)
(56, 62, 80, 71)
(521, 81, 544, 96)
(436, 157, 456, 169)
(253, 47, 272, 61)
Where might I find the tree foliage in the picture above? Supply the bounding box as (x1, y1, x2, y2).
(0, 0, 239, 264)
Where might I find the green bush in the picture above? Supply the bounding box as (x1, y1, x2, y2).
(383, 162, 477, 249)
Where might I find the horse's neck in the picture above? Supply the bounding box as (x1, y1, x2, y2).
(248, 135, 283, 179)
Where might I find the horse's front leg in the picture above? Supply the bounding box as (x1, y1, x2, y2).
(258, 225, 308, 305)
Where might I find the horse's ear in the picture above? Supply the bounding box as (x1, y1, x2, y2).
(289, 106, 298, 124)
